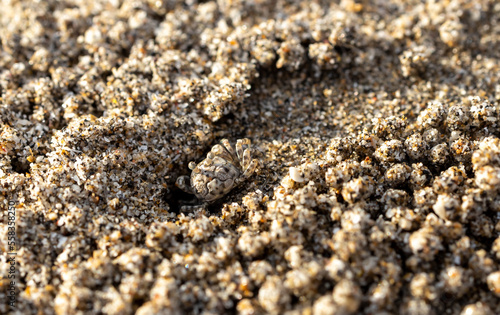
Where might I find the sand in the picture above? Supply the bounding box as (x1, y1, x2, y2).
(1, 0, 500, 314)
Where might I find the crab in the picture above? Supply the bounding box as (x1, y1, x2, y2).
(176, 138, 258, 202)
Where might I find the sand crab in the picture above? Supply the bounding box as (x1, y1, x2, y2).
(176, 138, 258, 202)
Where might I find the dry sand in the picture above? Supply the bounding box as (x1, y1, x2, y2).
(1, 0, 500, 314)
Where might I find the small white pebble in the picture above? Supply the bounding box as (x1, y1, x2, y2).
(289, 167, 305, 183)
(486, 271, 500, 297)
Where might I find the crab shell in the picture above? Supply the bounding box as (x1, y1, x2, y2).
(190, 153, 242, 202)
(177, 139, 257, 202)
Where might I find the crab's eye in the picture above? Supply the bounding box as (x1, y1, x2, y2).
(212, 145, 223, 155)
